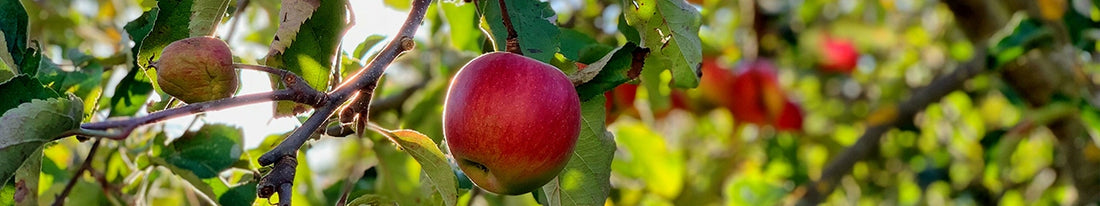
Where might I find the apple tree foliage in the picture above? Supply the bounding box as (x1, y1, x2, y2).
(3, 0, 1100, 205)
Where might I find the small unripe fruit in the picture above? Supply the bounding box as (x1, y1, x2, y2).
(156, 36, 238, 103)
(443, 52, 581, 195)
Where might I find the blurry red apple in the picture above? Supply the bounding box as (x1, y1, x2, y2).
(699, 57, 738, 108)
(729, 60, 786, 125)
(819, 37, 859, 73)
(604, 83, 638, 124)
(775, 101, 804, 131)
(444, 52, 581, 195)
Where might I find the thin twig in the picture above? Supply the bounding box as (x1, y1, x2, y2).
(53, 138, 103, 206)
(797, 49, 989, 205)
(225, 0, 250, 42)
(76, 64, 325, 139)
(497, 0, 521, 54)
(255, 1, 433, 203)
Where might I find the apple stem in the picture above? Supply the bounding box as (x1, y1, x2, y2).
(497, 0, 522, 55)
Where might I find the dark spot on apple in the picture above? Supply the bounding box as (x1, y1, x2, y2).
(461, 159, 489, 173)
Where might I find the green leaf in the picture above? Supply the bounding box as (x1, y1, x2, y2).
(441, 2, 483, 52)
(988, 14, 1052, 69)
(160, 124, 244, 178)
(218, 181, 258, 206)
(0, 95, 83, 187)
(110, 8, 159, 117)
(266, 0, 347, 116)
(0, 75, 60, 114)
(0, 0, 28, 69)
(622, 0, 703, 92)
(478, 0, 560, 63)
(147, 156, 219, 201)
(376, 129, 458, 206)
(618, 13, 640, 44)
(11, 148, 41, 206)
(611, 122, 684, 199)
(541, 95, 616, 206)
(353, 34, 387, 60)
(136, 0, 194, 70)
(574, 43, 647, 101)
(373, 136, 429, 205)
(347, 194, 397, 206)
(35, 55, 104, 99)
(558, 28, 598, 61)
(189, 0, 231, 36)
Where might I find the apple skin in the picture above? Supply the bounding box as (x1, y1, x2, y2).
(775, 100, 804, 131)
(156, 36, 238, 104)
(699, 57, 737, 108)
(728, 60, 786, 125)
(819, 37, 859, 74)
(443, 52, 581, 195)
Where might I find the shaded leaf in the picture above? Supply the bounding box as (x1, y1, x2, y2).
(12, 148, 41, 206)
(136, 0, 194, 69)
(0, 75, 60, 114)
(441, 2, 483, 52)
(0, 0, 28, 69)
(376, 129, 458, 206)
(478, 0, 560, 62)
(110, 8, 159, 117)
(541, 95, 616, 205)
(0, 95, 83, 187)
(353, 34, 387, 60)
(989, 14, 1052, 69)
(189, 0, 232, 36)
(266, 0, 347, 116)
(147, 156, 219, 200)
(347, 194, 397, 206)
(35, 55, 104, 99)
(558, 28, 597, 61)
(160, 124, 244, 178)
(265, 0, 320, 55)
(218, 181, 258, 205)
(573, 43, 647, 101)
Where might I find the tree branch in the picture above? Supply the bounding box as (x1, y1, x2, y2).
(255, 0, 432, 203)
(76, 64, 325, 139)
(53, 138, 102, 206)
(797, 49, 989, 205)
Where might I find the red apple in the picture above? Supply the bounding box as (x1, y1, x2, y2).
(775, 101, 804, 131)
(819, 36, 859, 73)
(604, 83, 639, 124)
(729, 60, 786, 125)
(443, 52, 581, 195)
(699, 57, 737, 108)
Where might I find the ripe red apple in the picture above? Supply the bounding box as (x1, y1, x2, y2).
(819, 36, 859, 74)
(156, 36, 238, 103)
(699, 57, 737, 108)
(604, 83, 638, 124)
(729, 60, 786, 125)
(775, 100, 804, 131)
(443, 52, 581, 195)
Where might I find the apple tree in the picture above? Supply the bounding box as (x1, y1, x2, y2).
(4, 0, 1100, 205)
